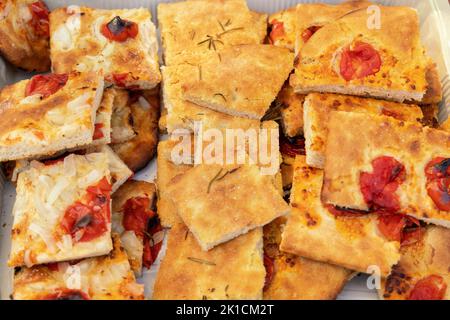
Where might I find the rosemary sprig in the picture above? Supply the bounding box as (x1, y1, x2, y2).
(196, 21, 243, 51)
(207, 168, 223, 193)
(217, 27, 244, 37)
(213, 93, 227, 102)
(187, 257, 216, 266)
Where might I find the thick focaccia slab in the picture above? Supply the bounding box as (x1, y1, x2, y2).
(166, 164, 289, 250)
(280, 156, 400, 276)
(0, 72, 104, 162)
(161, 63, 260, 133)
(158, 0, 267, 66)
(304, 93, 423, 168)
(13, 235, 144, 300)
(322, 111, 450, 227)
(182, 44, 294, 119)
(278, 85, 305, 138)
(0, 0, 50, 72)
(153, 223, 265, 300)
(263, 218, 352, 300)
(380, 226, 450, 300)
(290, 3, 428, 102)
(9, 153, 113, 267)
(50, 6, 160, 89)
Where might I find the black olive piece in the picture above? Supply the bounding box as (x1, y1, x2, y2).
(434, 158, 450, 176)
(107, 16, 132, 36)
(73, 214, 92, 230)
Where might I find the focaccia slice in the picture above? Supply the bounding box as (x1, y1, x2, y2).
(304, 93, 423, 168)
(13, 235, 144, 300)
(281, 156, 400, 276)
(290, 4, 428, 102)
(322, 111, 450, 227)
(97, 146, 132, 193)
(278, 85, 306, 138)
(0, 0, 50, 71)
(381, 226, 450, 300)
(0, 72, 104, 162)
(9, 153, 113, 267)
(112, 180, 162, 276)
(153, 223, 265, 300)
(50, 6, 160, 89)
(111, 90, 136, 144)
(264, 218, 352, 299)
(162, 63, 260, 133)
(90, 88, 114, 147)
(182, 45, 294, 120)
(166, 164, 289, 251)
(158, 0, 266, 66)
(268, 7, 297, 51)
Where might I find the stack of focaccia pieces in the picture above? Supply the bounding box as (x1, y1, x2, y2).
(265, 1, 449, 300)
(0, 2, 164, 300)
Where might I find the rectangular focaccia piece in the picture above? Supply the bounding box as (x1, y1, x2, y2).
(158, 0, 267, 66)
(380, 226, 450, 300)
(162, 63, 260, 133)
(166, 164, 289, 251)
(290, 4, 428, 102)
(263, 218, 352, 300)
(50, 6, 160, 89)
(182, 44, 294, 120)
(13, 235, 144, 300)
(9, 153, 113, 267)
(322, 111, 450, 227)
(304, 93, 423, 169)
(111, 89, 136, 144)
(280, 156, 400, 276)
(0, 72, 104, 162)
(278, 85, 306, 138)
(153, 223, 265, 300)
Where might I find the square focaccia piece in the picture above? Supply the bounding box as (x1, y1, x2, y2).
(304, 93, 423, 169)
(290, 4, 428, 102)
(280, 156, 400, 276)
(166, 164, 289, 251)
(153, 223, 265, 300)
(50, 6, 160, 89)
(263, 218, 352, 299)
(381, 226, 450, 300)
(278, 85, 306, 138)
(322, 111, 450, 228)
(9, 153, 113, 267)
(268, 7, 297, 51)
(0, 72, 104, 162)
(157, 0, 267, 66)
(182, 45, 294, 120)
(161, 63, 260, 133)
(13, 235, 144, 300)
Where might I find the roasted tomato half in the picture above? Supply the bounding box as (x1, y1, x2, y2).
(408, 275, 447, 300)
(425, 157, 450, 211)
(25, 73, 68, 98)
(340, 41, 381, 81)
(101, 16, 138, 42)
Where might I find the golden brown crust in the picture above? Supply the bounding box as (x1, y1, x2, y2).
(112, 91, 159, 172)
(291, 4, 428, 102)
(182, 45, 294, 120)
(420, 104, 439, 128)
(280, 156, 400, 276)
(0, 0, 50, 71)
(13, 235, 144, 300)
(263, 218, 352, 300)
(166, 164, 290, 250)
(158, 0, 266, 66)
(277, 85, 305, 138)
(421, 62, 442, 105)
(304, 92, 423, 168)
(322, 111, 450, 226)
(111, 89, 136, 144)
(152, 223, 265, 300)
(381, 226, 450, 300)
(50, 7, 160, 89)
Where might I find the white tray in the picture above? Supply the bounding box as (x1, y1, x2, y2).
(1, 0, 449, 300)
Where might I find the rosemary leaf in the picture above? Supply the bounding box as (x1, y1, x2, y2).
(213, 93, 227, 102)
(187, 257, 216, 266)
(207, 168, 223, 193)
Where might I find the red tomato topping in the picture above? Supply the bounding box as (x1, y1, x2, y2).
(408, 275, 447, 300)
(301, 25, 322, 43)
(269, 20, 285, 43)
(340, 41, 381, 81)
(61, 177, 111, 242)
(101, 16, 138, 42)
(25, 73, 68, 98)
(93, 123, 104, 140)
(425, 158, 450, 211)
(111, 73, 128, 87)
(28, 1, 50, 37)
(42, 289, 90, 300)
(263, 253, 275, 291)
(280, 135, 305, 158)
(325, 204, 367, 218)
(143, 220, 163, 269)
(377, 213, 422, 244)
(122, 197, 155, 237)
(360, 156, 405, 212)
